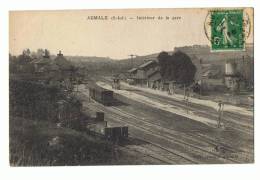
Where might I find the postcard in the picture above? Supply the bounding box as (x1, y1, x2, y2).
(9, 8, 254, 166)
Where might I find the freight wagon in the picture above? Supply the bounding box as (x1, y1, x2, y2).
(104, 126, 128, 142)
(89, 84, 114, 105)
(86, 122, 129, 142)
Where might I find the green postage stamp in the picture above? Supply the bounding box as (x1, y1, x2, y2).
(210, 9, 244, 51)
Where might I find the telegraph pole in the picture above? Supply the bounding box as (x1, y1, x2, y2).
(199, 58, 203, 99)
(128, 54, 137, 68)
(217, 101, 225, 128)
(186, 92, 189, 114)
(215, 101, 225, 153)
(183, 84, 186, 99)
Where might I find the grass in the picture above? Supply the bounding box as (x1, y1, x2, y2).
(9, 116, 118, 166)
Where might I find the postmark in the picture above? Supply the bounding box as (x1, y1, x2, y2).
(204, 9, 251, 51)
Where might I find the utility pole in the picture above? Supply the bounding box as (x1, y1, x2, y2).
(215, 101, 225, 153)
(199, 58, 203, 99)
(217, 101, 225, 128)
(186, 92, 189, 114)
(217, 101, 221, 128)
(183, 84, 186, 99)
(199, 81, 202, 99)
(242, 55, 245, 71)
(184, 85, 189, 114)
(128, 54, 137, 68)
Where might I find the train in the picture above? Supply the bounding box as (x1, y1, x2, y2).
(87, 84, 129, 142)
(89, 83, 114, 106)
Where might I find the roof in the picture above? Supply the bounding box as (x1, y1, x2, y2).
(127, 68, 138, 73)
(47, 63, 60, 71)
(88, 82, 113, 93)
(113, 73, 127, 79)
(30, 57, 52, 64)
(138, 60, 157, 69)
(112, 74, 120, 79)
(204, 78, 225, 86)
(127, 60, 157, 73)
(54, 55, 72, 70)
(202, 69, 220, 77)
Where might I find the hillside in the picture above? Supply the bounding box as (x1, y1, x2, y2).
(66, 56, 114, 63)
(118, 44, 253, 67)
(66, 44, 253, 76)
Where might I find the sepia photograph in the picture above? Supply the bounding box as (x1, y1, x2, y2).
(8, 7, 254, 166)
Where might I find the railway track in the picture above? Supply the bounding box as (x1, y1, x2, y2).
(85, 103, 199, 163)
(111, 106, 248, 163)
(111, 106, 245, 153)
(109, 105, 247, 154)
(126, 89, 253, 135)
(87, 101, 244, 164)
(98, 76, 253, 134)
(122, 143, 192, 164)
(79, 85, 252, 163)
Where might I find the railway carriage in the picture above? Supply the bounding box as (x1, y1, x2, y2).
(89, 84, 114, 106)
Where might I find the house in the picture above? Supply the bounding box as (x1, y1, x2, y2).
(199, 67, 226, 92)
(54, 51, 72, 71)
(224, 61, 241, 92)
(46, 63, 60, 73)
(127, 60, 161, 87)
(201, 78, 226, 92)
(202, 69, 221, 79)
(30, 51, 66, 74)
(30, 56, 52, 73)
(127, 67, 138, 74)
(147, 71, 162, 89)
(127, 68, 138, 78)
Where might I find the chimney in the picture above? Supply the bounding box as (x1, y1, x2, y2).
(57, 50, 63, 57)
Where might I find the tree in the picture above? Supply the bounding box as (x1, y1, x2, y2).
(18, 49, 32, 63)
(22, 49, 31, 57)
(44, 49, 50, 58)
(37, 48, 45, 58)
(9, 54, 18, 73)
(158, 51, 171, 78)
(157, 51, 196, 85)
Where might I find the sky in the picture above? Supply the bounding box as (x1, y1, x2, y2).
(9, 8, 253, 59)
